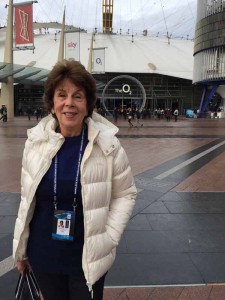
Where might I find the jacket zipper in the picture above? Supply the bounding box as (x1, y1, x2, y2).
(81, 171, 93, 299)
(15, 140, 64, 260)
(81, 141, 94, 299)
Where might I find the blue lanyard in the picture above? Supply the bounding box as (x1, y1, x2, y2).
(53, 127, 85, 212)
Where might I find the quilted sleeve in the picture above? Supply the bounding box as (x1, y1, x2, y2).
(106, 138, 137, 245)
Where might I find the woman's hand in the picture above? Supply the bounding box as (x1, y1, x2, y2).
(16, 259, 32, 274)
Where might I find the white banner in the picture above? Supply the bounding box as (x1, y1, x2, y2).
(93, 48, 105, 73)
(65, 31, 80, 61)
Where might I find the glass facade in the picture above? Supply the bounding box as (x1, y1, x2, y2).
(193, 0, 225, 83)
(13, 73, 197, 116)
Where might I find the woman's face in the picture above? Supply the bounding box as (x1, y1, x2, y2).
(53, 78, 88, 137)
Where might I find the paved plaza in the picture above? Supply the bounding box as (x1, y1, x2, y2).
(1, 115, 225, 299)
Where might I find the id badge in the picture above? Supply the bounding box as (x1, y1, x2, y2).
(52, 210, 75, 242)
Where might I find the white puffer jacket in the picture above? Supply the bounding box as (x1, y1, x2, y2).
(13, 112, 137, 287)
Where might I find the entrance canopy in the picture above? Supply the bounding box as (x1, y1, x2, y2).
(0, 62, 49, 85)
(0, 62, 106, 88)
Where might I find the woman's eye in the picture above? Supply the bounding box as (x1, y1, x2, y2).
(73, 94, 84, 101)
(59, 93, 66, 98)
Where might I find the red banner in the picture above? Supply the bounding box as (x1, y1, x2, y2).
(15, 4, 33, 47)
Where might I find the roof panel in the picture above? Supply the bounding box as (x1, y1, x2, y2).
(14, 67, 42, 81)
(0, 63, 25, 81)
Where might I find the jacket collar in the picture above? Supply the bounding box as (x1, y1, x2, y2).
(27, 112, 119, 156)
(86, 111, 119, 156)
(27, 114, 63, 143)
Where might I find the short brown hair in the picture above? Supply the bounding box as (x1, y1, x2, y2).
(43, 60, 97, 117)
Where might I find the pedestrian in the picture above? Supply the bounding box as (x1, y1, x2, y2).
(127, 108, 134, 127)
(135, 108, 143, 127)
(0, 105, 7, 122)
(35, 108, 40, 121)
(193, 107, 197, 118)
(39, 107, 44, 118)
(164, 108, 171, 121)
(13, 59, 137, 300)
(157, 108, 161, 120)
(113, 107, 118, 123)
(174, 108, 179, 122)
(27, 107, 32, 120)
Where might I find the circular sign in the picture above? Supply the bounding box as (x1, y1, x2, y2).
(102, 75, 146, 116)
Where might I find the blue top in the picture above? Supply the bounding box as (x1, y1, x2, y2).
(27, 128, 88, 275)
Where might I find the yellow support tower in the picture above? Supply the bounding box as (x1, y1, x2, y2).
(102, 0, 113, 33)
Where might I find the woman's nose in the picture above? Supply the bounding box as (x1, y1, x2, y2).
(65, 96, 74, 106)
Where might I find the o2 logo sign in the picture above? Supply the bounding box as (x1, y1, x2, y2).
(96, 58, 102, 65)
(115, 84, 132, 95)
(122, 84, 131, 94)
(102, 75, 147, 116)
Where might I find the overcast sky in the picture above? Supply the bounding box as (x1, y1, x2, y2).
(0, 0, 197, 38)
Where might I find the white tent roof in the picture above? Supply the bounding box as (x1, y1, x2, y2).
(0, 29, 194, 82)
(93, 34, 194, 79)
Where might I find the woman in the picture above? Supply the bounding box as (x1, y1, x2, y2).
(13, 60, 137, 300)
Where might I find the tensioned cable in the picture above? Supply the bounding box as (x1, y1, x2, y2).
(35, 1, 55, 23)
(113, 0, 122, 34)
(65, 0, 73, 26)
(148, 3, 195, 39)
(139, 0, 150, 31)
(132, 0, 153, 31)
(129, 0, 133, 34)
(159, 0, 169, 38)
(186, 0, 195, 21)
(165, 5, 195, 38)
(121, 0, 132, 34)
(119, 1, 122, 33)
(48, 0, 60, 21)
(72, 0, 83, 28)
(94, 0, 98, 31)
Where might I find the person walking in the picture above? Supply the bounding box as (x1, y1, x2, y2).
(193, 107, 198, 119)
(127, 108, 134, 128)
(27, 107, 32, 120)
(164, 108, 171, 122)
(35, 108, 40, 121)
(174, 108, 179, 122)
(13, 60, 137, 300)
(157, 108, 161, 120)
(0, 105, 7, 122)
(113, 107, 118, 123)
(135, 108, 143, 127)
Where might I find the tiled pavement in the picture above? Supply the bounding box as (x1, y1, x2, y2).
(1, 116, 225, 299)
